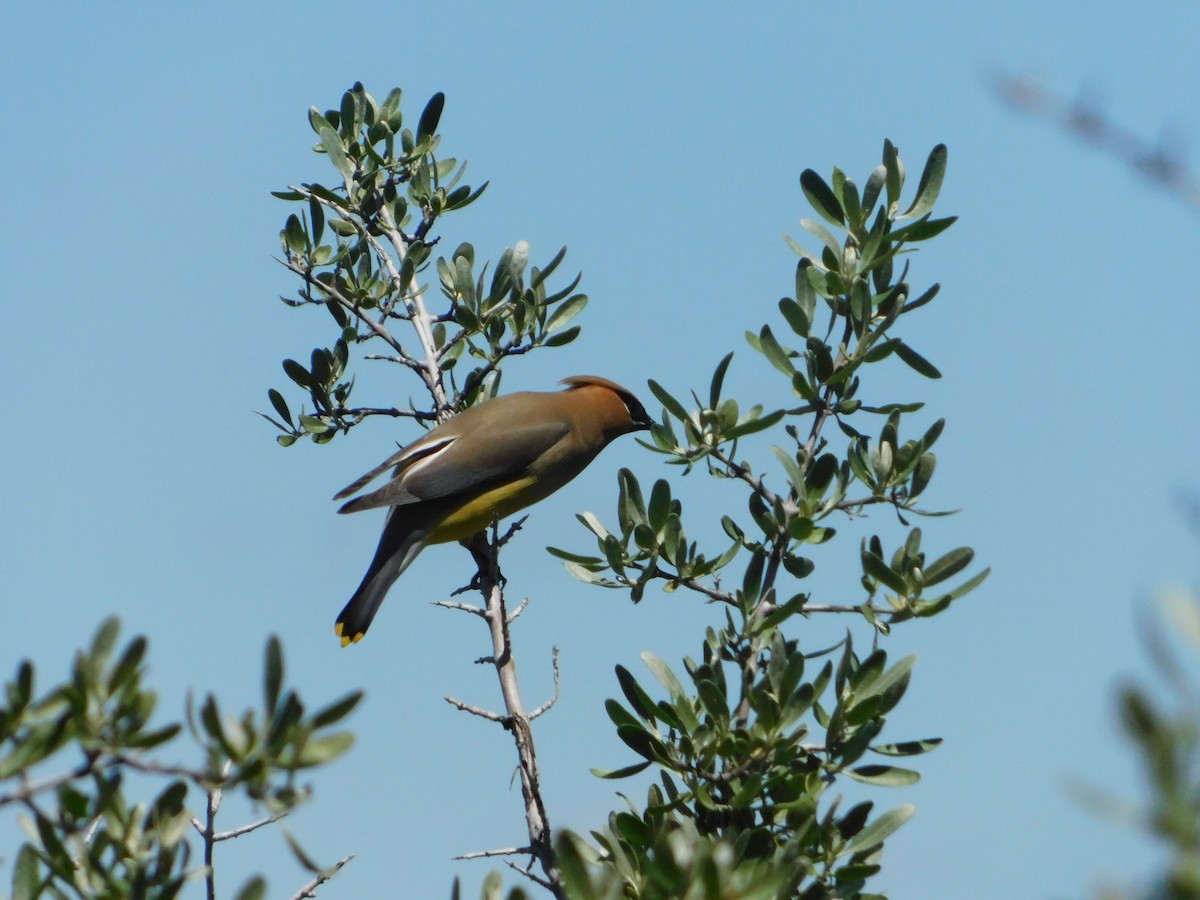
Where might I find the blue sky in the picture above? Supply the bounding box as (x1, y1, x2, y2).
(4, 3, 1200, 897)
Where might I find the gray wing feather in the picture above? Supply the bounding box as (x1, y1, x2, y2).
(332, 436, 454, 502)
(337, 421, 568, 514)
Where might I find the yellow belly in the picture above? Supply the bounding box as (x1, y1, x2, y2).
(427, 475, 543, 543)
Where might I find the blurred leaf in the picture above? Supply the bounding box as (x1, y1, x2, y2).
(872, 737, 942, 757)
(264, 636, 284, 716)
(590, 760, 653, 779)
(843, 804, 915, 853)
(311, 691, 364, 728)
(233, 876, 268, 900)
(846, 764, 920, 786)
(641, 651, 685, 701)
(11, 845, 39, 900)
(294, 731, 354, 767)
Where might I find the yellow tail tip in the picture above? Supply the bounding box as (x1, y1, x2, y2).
(335, 622, 364, 647)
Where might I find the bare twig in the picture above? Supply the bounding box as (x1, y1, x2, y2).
(211, 810, 291, 842)
(201, 760, 233, 900)
(0, 756, 98, 808)
(454, 846, 533, 861)
(990, 69, 1200, 214)
(290, 854, 354, 900)
(505, 858, 557, 892)
(709, 447, 783, 509)
(432, 599, 487, 618)
(529, 649, 561, 720)
(276, 256, 414, 365)
(506, 597, 530, 624)
(444, 695, 506, 723)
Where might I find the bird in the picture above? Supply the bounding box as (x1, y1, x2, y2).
(332, 375, 653, 646)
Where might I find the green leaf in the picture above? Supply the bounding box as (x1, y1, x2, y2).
(903, 282, 940, 313)
(641, 651, 685, 700)
(543, 325, 580, 347)
(299, 414, 331, 434)
(899, 144, 947, 221)
(754, 325, 795, 375)
(889, 214, 957, 244)
(862, 548, 906, 594)
(910, 453, 936, 497)
(417, 92, 445, 143)
(940, 566, 991, 602)
(283, 214, 307, 253)
(845, 764, 920, 786)
(778, 296, 811, 339)
(616, 724, 669, 764)
(546, 295, 588, 332)
(872, 737, 943, 756)
(309, 108, 354, 187)
(800, 169, 845, 227)
(894, 342, 942, 379)
(883, 139, 905, 211)
(709, 351, 733, 408)
(263, 636, 283, 716)
(843, 803, 916, 853)
(308, 194, 325, 246)
(107, 635, 146, 692)
(800, 217, 842, 258)
(742, 549, 766, 602)
(840, 177, 862, 227)
(862, 165, 886, 213)
(726, 408, 785, 440)
(922, 547, 974, 586)
(647, 480, 672, 532)
(282, 358, 311, 388)
(648, 380, 689, 423)
(268, 389, 292, 427)
(590, 760, 653, 779)
(615, 665, 658, 723)
(858, 655, 916, 707)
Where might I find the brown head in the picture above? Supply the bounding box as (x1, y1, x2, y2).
(560, 375, 653, 443)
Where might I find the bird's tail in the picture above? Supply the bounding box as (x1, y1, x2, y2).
(336, 512, 429, 647)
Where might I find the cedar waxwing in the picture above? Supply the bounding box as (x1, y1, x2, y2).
(333, 375, 653, 646)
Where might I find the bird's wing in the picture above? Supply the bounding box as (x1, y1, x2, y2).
(336, 420, 569, 514)
(332, 436, 454, 502)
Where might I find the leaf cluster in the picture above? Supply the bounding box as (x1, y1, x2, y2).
(550, 142, 987, 897)
(2, 619, 360, 898)
(263, 84, 588, 444)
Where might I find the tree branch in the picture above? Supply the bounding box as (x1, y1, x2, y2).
(290, 854, 354, 900)
(457, 525, 565, 898)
